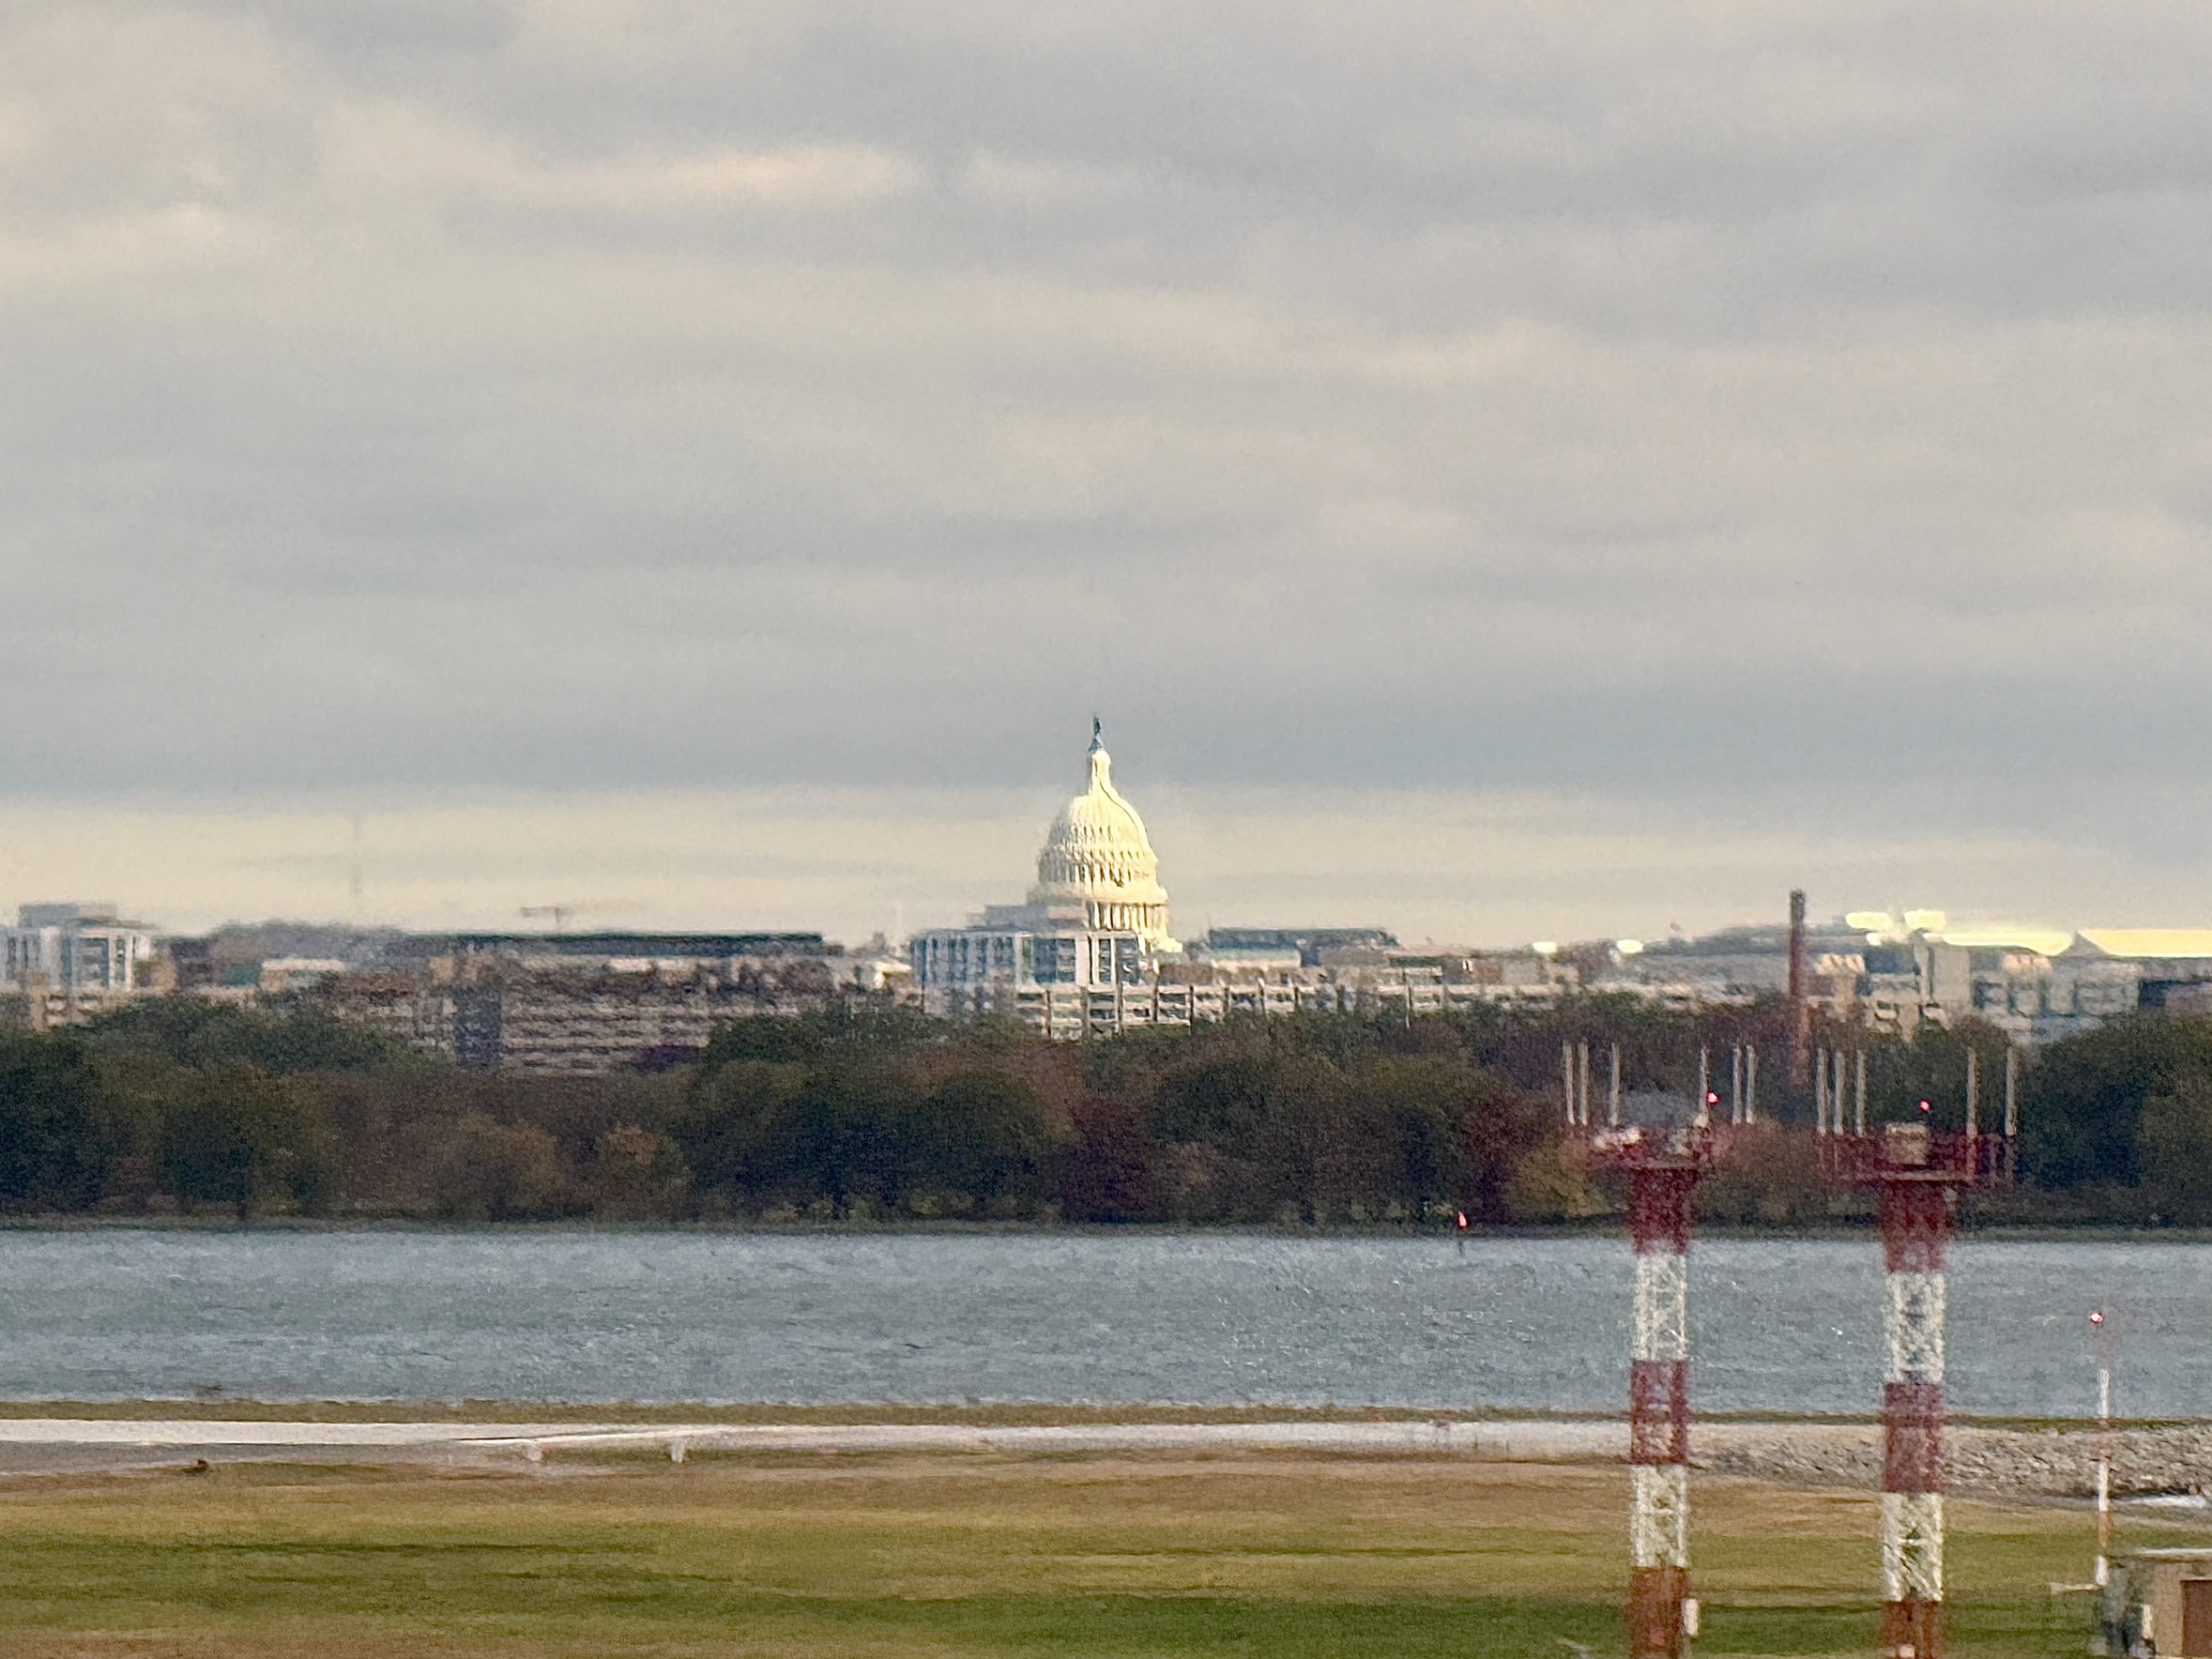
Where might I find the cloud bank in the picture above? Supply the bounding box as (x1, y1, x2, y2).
(4, 1, 2210, 932)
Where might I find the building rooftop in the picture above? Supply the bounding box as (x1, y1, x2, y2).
(2079, 929, 2212, 960)
(385, 932, 834, 960)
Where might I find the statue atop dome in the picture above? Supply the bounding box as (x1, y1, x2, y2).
(1028, 723, 1177, 952)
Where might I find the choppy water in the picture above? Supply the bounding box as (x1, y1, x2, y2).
(0, 1230, 2196, 1416)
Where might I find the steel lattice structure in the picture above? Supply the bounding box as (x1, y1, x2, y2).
(1576, 1040, 2007, 1659)
(1584, 1108, 1710, 1659)
(1823, 1118, 1994, 1659)
(1878, 1167, 1954, 1658)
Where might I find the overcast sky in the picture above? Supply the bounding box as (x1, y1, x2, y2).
(5, 1, 2211, 942)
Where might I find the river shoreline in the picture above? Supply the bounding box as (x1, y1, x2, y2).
(3, 1214, 2212, 1242)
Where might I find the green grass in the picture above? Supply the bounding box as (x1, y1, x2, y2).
(0, 1449, 2189, 1656)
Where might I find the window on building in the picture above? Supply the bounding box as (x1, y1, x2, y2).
(1023, 936, 1075, 984)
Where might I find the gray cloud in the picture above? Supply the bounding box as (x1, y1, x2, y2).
(3, 0, 2210, 845)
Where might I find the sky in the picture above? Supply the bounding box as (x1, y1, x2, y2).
(5, 1, 2212, 944)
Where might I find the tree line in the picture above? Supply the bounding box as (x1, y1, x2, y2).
(1, 993, 2210, 1225)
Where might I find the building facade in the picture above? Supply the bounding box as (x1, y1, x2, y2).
(1594, 914, 2212, 1044)
(1, 903, 162, 1024)
(313, 934, 845, 1073)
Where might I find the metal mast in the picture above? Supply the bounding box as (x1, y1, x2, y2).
(1628, 1152, 1701, 1657)
(1584, 1069, 1714, 1659)
(1877, 1136, 1955, 1659)
(1823, 1051, 2009, 1659)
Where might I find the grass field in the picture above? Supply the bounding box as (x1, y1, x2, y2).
(0, 1447, 2190, 1657)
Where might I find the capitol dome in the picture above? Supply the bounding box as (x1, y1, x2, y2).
(1030, 723, 1177, 951)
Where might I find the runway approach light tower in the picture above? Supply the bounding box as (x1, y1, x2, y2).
(1818, 1064, 2009, 1659)
(1569, 1036, 2014, 1659)
(1569, 1042, 1717, 1659)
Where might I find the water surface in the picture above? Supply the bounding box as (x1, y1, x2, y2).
(0, 1231, 2192, 1416)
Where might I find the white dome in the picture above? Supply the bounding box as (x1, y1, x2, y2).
(1030, 724, 1176, 950)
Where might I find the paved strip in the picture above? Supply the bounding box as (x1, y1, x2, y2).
(0, 1421, 584, 1446)
(0, 1419, 2178, 1499)
(470, 1421, 1626, 1459)
(0, 1418, 1626, 1465)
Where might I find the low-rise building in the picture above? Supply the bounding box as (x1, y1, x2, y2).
(0, 903, 162, 1025)
(987, 951, 1578, 1039)
(2097, 1547, 2212, 1656)
(258, 957, 349, 996)
(314, 933, 843, 1073)
(1600, 911, 2212, 1044)
(1823, 922, 2212, 1044)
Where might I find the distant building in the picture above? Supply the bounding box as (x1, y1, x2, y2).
(378, 931, 834, 968)
(911, 725, 1175, 1020)
(911, 730, 1578, 1036)
(313, 933, 843, 1073)
(258, 958, 349, 996)
(1, 903, 161, 1025)
(1592, 912, 2212, 1044)
(1596, 923, 1805, 1007)
(835, 934, 914, 996)
(1194, 928, 1399, 969)
(1950, 929, 2212, 1045)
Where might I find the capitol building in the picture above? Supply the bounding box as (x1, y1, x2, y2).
(908, 725, 1567, 1037)
(908, 724, 1182, 1033)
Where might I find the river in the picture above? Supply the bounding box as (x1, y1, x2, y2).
(0, 1230, 2195, 1416)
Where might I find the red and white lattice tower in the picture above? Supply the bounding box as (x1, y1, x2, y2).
(1875, 1133, 1964, 1659)
(1627, 1152, 1701, 1657)
(1579, 1043, 1713, 1659)
(1822, 1059, 2008, 1659)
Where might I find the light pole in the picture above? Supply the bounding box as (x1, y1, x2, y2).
(2091, 1309, 2115, 1590)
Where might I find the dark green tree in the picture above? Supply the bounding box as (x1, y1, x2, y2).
(1149, 1054, 1276, 1149)
(903, 1072, 1050, 1205)
(2021, 1017, 2212, 1191)
(2137, 1070, 2212, 1225)
(87, 997, 419, 1075)
(0, 1035, 112, 1211)
(158, 1063, 335, 1218)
